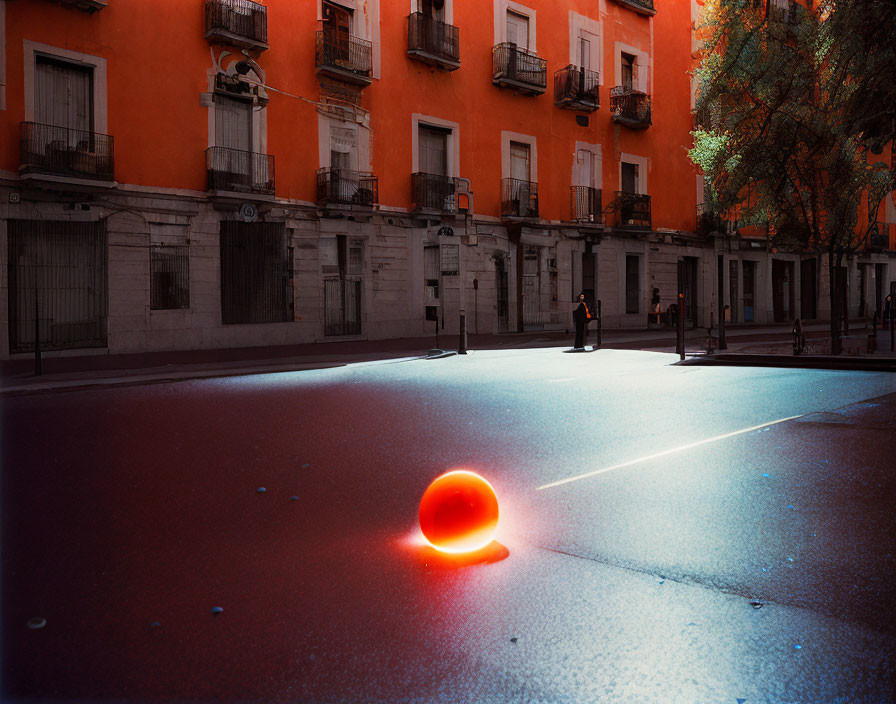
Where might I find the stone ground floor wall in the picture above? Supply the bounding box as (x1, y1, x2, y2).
(1, 181, 895, 360)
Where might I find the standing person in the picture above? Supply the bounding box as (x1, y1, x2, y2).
(573, 292, 591, 350)
(651, 287, 662, 325)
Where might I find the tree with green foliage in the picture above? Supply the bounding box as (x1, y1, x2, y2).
(690, 0, 894, 354)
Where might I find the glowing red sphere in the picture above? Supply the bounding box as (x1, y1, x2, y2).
(419, 470, 500, 553)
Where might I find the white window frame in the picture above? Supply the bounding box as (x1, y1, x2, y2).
(205, 57, 267, 154)
(614, 41, 650, 93)
(23, 40, 107, 132)
(619, 153, 648, 195)
(317, 0, 382, 80)
(569, 11, 602, 82)
(317, 114, 371, 171)
(412, 114, 460, 177)
(493, 0, 537, 53)
(410, 0, 454, 24)
(573, 141, 602, 189)
(501, 131, 537, 182)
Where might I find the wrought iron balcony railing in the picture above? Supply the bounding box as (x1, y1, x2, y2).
(407, 13, 460, 70)
(492, 43, 547, 95)
(20, 122, 114, 181)
(870, 223, 890, 249)
(317, 168, 378, 207)
(613, 192, 651, 229)
(205, 0, 268, 50)
(610, 0, 657, 16)
(206, 146, 274, 195)
(571, 186, 602, 223)
(412, 173, 457, 212)
(610, 87, 652, 128)
(316, 29, 373, 85)
(696, 203, 727, 236)
(554, 65, 600, 111)
(501, 178, 539, 219)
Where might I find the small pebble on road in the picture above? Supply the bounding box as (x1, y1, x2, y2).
(257, 487, 266, 493)
(27, 617, 46, 630)
(211, 607, 223, 615)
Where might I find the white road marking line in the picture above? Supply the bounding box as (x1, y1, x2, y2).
(536, 414, 805, 491)
(546, 378, 575, 383)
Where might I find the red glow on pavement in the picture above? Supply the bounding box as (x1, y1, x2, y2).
(418, 470, 500, 553)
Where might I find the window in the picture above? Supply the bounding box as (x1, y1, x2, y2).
(420, 0, 445, 21)
(621, 161, 638, 194)
(150, 225, 190, 310)
(506, 11, 529, 50)
(577, 35, 591, 70)
(510, 141, 531, 182)
(220, 222, 293, 325)
(215, 94, 251, 152)
(35, 56, 93, 132)
(625, 255, 640, 314)
(621, 52, 635, 90)
(419, 124, 448, 176)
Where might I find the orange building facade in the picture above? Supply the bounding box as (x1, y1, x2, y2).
(0, 0, 892, 359)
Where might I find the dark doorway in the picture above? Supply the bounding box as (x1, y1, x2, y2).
(800, 258, 817, 320)
(743, 260, 756, 322)
(875, 263, 886, 317)
(772, 259, 794, 322)
(729, 259, 739, 323)
(495, 257, 509, 332)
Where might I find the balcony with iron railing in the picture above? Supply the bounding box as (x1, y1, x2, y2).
(492, 43, 547, 96)
(205, 0, 268, 52)
(612, 192, 651, 229)
(59, 0, 107, 11)
(501, 178, 539, 219)
(610, 0, 656, 16)
(610, 87, 652, 129)
(316, 29, 373, 86)
(571, 186, 602, 223)
(407, 13, 460, 70)
(317, 168, 378, 207)
(412, 173, 458, 212)
(20, 122, 114, 182)
(869, 223, 890, 250)
(554, 65, 600, 112)
(206, 146, 274, 195)
(696, 203, 727, 236)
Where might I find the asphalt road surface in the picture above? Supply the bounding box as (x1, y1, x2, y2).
(3, 349, 896, 703)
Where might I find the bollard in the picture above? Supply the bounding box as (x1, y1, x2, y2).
(458, 312, 467, 354)
(596, 300, 602, 350)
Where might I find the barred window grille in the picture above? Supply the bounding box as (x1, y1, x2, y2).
(220, 221, 293, 325)
(7, 219, 108, 353)
(150, 244, 190, 310)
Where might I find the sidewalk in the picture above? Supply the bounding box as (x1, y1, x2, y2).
(3, 322, 894, 397)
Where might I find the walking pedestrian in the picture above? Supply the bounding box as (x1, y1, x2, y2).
(573, 292, 591, 350)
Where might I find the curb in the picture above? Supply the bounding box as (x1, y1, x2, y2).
(680, 353, 896, 373)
